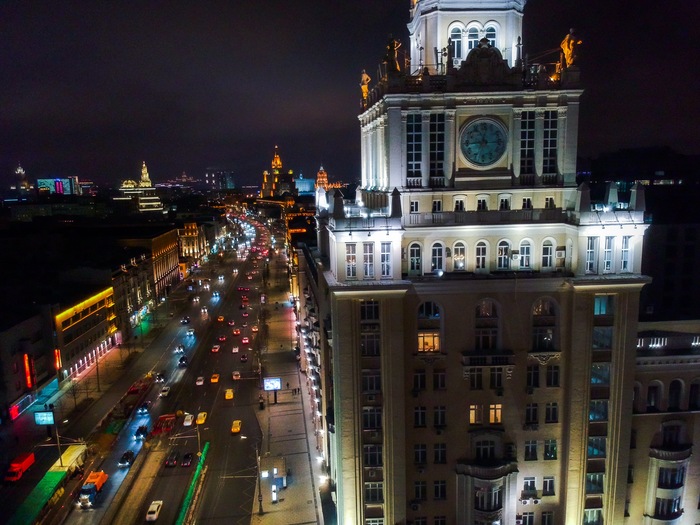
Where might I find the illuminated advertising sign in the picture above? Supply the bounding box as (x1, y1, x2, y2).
(263, 377, 281, 391)
(34, 411, 55, 426)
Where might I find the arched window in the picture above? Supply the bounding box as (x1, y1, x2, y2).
(476, 241, 488, 271)
(541, 240, 554, 269)
(532, 298, 556, 351)
(669, 380, 683, 411)
(417, 301, 441, 353)
(453, 242, 466, 271)
(497, 240, 510, 270)
(467, 27, 479, 51)
(409, 243, 422, 275)
(450, 27, 463, 60)
(431, 242, 444, 271)
(690, 380, 700, 410)
(475, 299, 498, 351)
(519, 241, 531, 269)
(647, 382, 662, 412)
(485, 26, 497, 47)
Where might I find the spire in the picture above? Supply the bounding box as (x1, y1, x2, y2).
(271, 146, 283, 170)
(140, 161, 152, 187)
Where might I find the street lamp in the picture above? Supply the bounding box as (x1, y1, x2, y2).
(241, 435, 264, 515)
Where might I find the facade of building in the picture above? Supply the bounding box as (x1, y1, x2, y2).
(261, 146, 296, 198)
(113, 161, 165, 213)
(295, 2, 700, 525)
(204, 167, 237, 190)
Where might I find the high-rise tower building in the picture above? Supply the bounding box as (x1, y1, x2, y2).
(298, 2, 683, 525)
(261, 145, 296, 198)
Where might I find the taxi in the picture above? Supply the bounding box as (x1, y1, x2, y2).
(210, 373, 220, 383)
(231, 419, 242, 434)
(217, 315, 225, 322)
(225, 388, 234, 400)
(196, 412, 207, 425)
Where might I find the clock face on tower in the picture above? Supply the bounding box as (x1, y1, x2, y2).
(460, 118, 508, 167)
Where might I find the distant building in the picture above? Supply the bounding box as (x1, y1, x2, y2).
(113, 161, 165, 214)
(37, 177, 81, 195)
(314, 165, 343, 192)
(204, 167, 237, 190)
(295, 173, 315, 195)
(261, 146, 295, 198)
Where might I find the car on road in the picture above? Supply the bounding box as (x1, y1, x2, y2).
(137, 402, 151, 415)
(146, 500, 163, 521)
(225, 389, 234, 400)
(165, 451, 179, 467)
(187, 328, 195, 336)
(228, 319, 236, 326)
(159, 386, 171, 397)
(182, 452, 194, 467)
(196, 412, 207, 425)
(232, 346, 239, 354)
(155, 371, 166, 383)
(178, 356, 188, 367)
(217, 315, 224, 322)
(193, 296, 200, 302)
(231, 420, 242, 434)
(241, 337, 250, 344)
(118, 450, 135, 467)
(240, 354, 248, 363)
(201, 306, 208, 314)
(134, 425, 148, 440)
(174, 344, 185, 353)
(195, 376, 204, 386)
(183, 413, 194, 427)
(218, 275, 224, 281)
(213, 291, 220, 297)
(241, 295, 249, 302)
(232, 371, 241, 380)
(211, 345, 220, 353)
(218, 335, 227, 342)
(237, 286, 245, 291)
(251, 325, 259, 332)
(210, 373, 220, 383)
(242, 311, 249, 317)
(180, 316, 190, 324)
(232, 328, 241, 336)
(242, 322, 248, 327)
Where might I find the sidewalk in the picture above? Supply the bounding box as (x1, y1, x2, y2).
(251, 251, 333, 525)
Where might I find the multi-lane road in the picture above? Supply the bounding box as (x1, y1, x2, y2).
(60, 219, 275, 524)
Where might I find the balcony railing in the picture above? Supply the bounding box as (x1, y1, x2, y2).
(407, 208, 569, 227)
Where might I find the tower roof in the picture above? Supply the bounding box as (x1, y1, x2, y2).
(271, 146, 283, 170)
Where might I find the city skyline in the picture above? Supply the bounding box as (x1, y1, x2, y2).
(1, 0, 697, 187)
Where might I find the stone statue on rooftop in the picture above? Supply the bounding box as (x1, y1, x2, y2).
(560, 28, 582, 67)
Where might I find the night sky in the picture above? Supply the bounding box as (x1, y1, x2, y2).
(1, 1, 698, 188)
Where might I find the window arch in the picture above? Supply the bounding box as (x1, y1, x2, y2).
(417, 301, 441, 353)
(475, 299, 498, 351)
(450, 26, 463, 60)
(409, 243, 422, 275)
(519, 240, 532, 269)
(497, 240, 511, 270)
(532, 298, 557, 351)
(668, 379, 683, 411)
(647, 380, 663, 412)
(484, 25, 497, 47)
(431, 242, 444, 272)
(467, 27, 480, 51)
(453, 241, 467, 271)
(475, 241, 488, 271)
(689, 380, 700, 410)
(541, 240, 554, 270)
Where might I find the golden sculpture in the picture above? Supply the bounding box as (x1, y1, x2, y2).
(360, 69, 371, 101)
(560, 28, 582, 67)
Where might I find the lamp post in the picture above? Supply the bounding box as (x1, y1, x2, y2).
(256, 443, 264, 515)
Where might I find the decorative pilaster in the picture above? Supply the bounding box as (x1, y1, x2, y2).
(512, 109, 523, 180)
(534, 108, 546, 186)
(444, 110, 456, 185)
(421, 112, 431, 188)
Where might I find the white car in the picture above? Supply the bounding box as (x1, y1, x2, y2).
(196, 376, 204, 386)
(146, 500, 162, 521)
(159, 386, 171, 397)
(183, 413, 194, 427)
(187, 328, 195, 336)
(232, 346, 239, 354)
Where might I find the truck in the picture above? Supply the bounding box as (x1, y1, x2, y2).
(4, 452, 35, 481)
(78, 470, 108, 509)
(151, 413, 176, 436)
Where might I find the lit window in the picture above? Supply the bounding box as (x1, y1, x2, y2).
(489, 403, 502, 424)
(453, 242, 466, 270)
(497, 240, 510, 269)
(346, 244, 357, 278)
(417, 332, 440, 352)
(409, 243, 422, 275)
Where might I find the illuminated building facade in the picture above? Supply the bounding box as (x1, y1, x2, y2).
(261, 145, 296, 198)
(300, 2, 700, 525)
(315, 165, 343, 192)
(177, 222, 208, 263)
(37, 176, 81, 195)
(53, 288, 118, 378)
(114, 161, 165, 213)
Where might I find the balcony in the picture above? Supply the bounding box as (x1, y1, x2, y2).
(406, 208, 569, 227)
(649, 445, 692, 462)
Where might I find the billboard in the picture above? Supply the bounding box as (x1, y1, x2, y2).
(263, 377, 281, 391)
